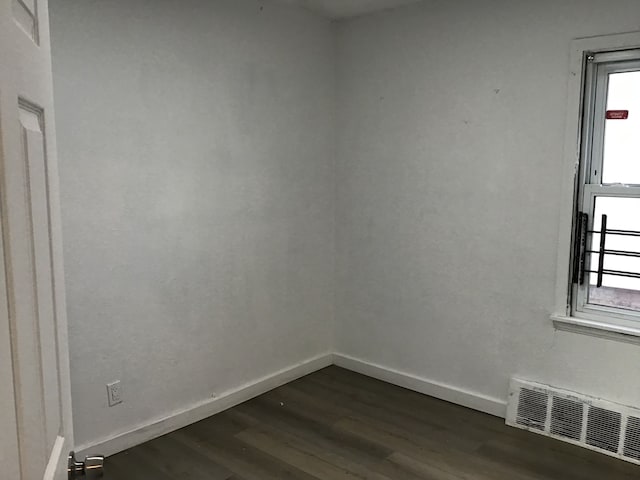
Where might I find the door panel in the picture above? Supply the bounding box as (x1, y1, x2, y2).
(0, 0, 74, 478)
(18, 99, 62, 463)
(20, 101, 63, 454)
(12, 0, 39, 43)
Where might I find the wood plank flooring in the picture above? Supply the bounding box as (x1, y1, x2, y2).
(105, 366, 640, 479)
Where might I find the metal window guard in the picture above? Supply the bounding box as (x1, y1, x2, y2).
(575, 213, 640, 287)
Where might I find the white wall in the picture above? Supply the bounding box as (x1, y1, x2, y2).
(50, 0, 335, 449)
(52, 0, 640, 452)
(335, 0, 640, 410)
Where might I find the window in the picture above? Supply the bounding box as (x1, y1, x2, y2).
(572, 49, 640, 323)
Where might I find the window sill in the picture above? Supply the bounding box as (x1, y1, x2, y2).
(551, 314, 640, 345)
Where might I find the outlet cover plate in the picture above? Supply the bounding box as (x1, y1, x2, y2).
(106, 381, 122, 407)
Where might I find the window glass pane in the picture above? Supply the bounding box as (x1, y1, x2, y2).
(602, 70, 640, 184)
(588, 196, 640, 310)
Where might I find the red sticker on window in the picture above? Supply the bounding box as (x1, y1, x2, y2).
(606, 110, 629, 119)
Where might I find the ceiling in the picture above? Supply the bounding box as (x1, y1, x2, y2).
(275, 0, 425, 19)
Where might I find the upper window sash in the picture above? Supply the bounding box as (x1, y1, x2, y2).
(592, 48, 640, 64)
(582, 56, 640, 187)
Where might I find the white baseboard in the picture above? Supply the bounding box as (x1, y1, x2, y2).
(76, 353, 333, 458)
(78, 351, 507, 457)
(333, 353, 507, 418)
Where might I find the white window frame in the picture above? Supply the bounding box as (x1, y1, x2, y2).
(552, 32, 640, 342)
(574, 52, 640, 321)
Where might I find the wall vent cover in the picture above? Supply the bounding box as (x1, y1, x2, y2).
(507, 378, 640, 465)
(550, 396, 582, 440)
(516, 388, 547, 431)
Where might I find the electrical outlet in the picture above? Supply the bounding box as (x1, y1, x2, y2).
(106, 381, 122, 407)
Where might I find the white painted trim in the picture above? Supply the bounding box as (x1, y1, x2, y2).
(552, 314, 640, 345)
(78, 352, 511, 458)
(76, 353, 333, 458)
(42, 436, 65, 480)
(333, 353, 507, 418)
(551, 33, 587, 318)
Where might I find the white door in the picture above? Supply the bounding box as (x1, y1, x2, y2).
(0, 0, 75, 479)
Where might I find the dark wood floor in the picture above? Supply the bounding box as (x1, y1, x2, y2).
(105, 366, 640, 479)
